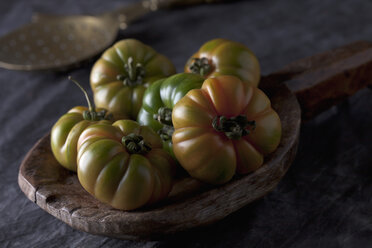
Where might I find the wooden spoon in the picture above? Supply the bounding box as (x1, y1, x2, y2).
(18, 41, 372, 240)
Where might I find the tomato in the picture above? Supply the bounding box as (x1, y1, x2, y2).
(51, 78, 113, 172)
(90, 39, 176, 120)
(172, 76, 281, 184)
(184, 38, 261, 87)
(77, 120, 176, 210)
(51, 106, 112, 172)
(137, 73, 205, 158)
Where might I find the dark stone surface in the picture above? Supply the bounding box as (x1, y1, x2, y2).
(0, 0, 371, 247)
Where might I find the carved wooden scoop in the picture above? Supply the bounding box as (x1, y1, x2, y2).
(18, 41, 372, 240)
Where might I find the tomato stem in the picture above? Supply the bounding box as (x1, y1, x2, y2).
(153, 107, 173, 126)
(122, 133, 151, 154)
(212, 115, 256, 139)
(189, 57, 212, 77)
(69, 76, 94, 112)
(68, 76, 112, 121)
(153, 107, 174, 142)
(116, 57, 145, 87)
(157, 125, 174, 142)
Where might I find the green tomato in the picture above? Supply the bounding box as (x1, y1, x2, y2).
(185, 38, 261, 87)
(77, 120, 176, 210)
(50, 106, 112, 172)
(137, 73, 204, 157)
(90, 39, 176, 120)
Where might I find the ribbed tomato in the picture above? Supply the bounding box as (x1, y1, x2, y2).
(137, 73, 204, 158)
(172, 76, 281, 184)
(51, 106, 112, 172)
(90, 39, 176, 120)
(77, 120, 176, 210)
(184, 38, 260, 87)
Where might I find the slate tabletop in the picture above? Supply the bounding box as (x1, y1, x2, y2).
(0, 0, 371, 247)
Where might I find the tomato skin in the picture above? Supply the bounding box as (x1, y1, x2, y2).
(137, 73, 205, 158)
(50, 106, 112, 172)
(90, 39, 176, 120)
(184, 38, 260, 87)
(77, 120, 176, 210)
(172, 76, 281, 185)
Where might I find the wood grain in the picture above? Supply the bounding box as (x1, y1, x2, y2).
(18, 79, 300, 240)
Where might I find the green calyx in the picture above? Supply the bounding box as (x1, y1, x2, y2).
(69, 76, 112, 121)
(153, 107, 173, 126)
(82, 109, 112, 121)
(157, 125, 174, 142)
(122, 133, 152, 154)
(116, 57, 146, 87)
(212, 115, 256, 140)
(153, 107, 174, 142)
(189, 57, 212, 76)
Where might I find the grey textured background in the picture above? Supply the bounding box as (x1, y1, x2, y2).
(0, 0, 371, 247)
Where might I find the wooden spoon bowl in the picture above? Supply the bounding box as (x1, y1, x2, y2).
(18, 41, 372, 240)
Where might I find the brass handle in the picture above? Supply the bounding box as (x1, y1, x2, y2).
(33, 0, 229, 29)
(113, 0, 229, 29)
(156, 0, 228, 8)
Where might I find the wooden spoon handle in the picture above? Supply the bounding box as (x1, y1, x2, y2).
(263, 41, 372, 120)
